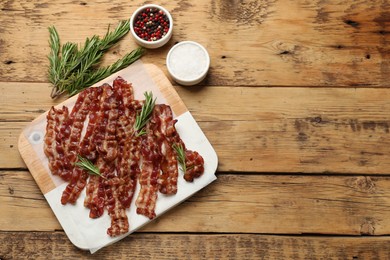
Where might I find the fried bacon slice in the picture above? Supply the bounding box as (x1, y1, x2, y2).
(44, 106, 70, 179)
(159, 139, 178, 194)
(136, 133, 161, 219)
(64, 87, 97, 161)
(60, 88, 100, 204)
(60, 167, 89, 205)
(84, 156, 112, 218)
(44, 76, 205, 237)
(153, 105, 179, 195)
(113, 76, 134, 114)
(95, 84, 120, 162)
(79, 87, 103, 161)
(184, 150, 205, 182)
(105, 176, 129, 236)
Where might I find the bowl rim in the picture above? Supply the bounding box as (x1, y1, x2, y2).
(166, 41, 210, 84)
(130, 4, 173, 46)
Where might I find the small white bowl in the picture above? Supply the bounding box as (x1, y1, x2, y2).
(166, 41, 210, 86)
(130, 4, 173, 49)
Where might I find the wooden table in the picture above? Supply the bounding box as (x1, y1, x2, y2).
(1, 0, 390, 259)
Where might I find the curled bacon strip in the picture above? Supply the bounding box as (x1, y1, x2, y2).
(136, 135, 161, 219)
(60, 168, 88, 204)
(184, 150, 205, 182)
(84, 157, 111, 218)
(159, 139, 178, 194)
(105, 176, 129, 236)
(95, 85, 119, 162)
(79, 87, 103, 161)
(44, 106, 70, 179)
(153, 105, 179, 195)
(116, 118, 140, 211)
(113, 76, 134, 114)
(60, 88, 100, 204)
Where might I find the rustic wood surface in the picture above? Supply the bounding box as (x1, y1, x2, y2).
(1, 0, 390, 259)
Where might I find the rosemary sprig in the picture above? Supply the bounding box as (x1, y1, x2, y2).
(74, 155, 106, 179)
(134, 91, 156, 136)
(172, 143, 187, 173)
(48, 20, 144, 98)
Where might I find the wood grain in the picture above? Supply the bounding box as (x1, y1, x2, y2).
(3, 170, 390, 235)
(0, 122, 27, 169)
(3, 83, 390, 174)
(2, 232, 390, 259)
(1, 0, 389, 87)
(0, 171, 59, 231)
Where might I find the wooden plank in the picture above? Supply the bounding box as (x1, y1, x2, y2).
(1, 0, 389, 87)
(0, 171, 60, 231)
(0, 82, 67, 122)
(0, 122, 27, 169)
(3, 171, 390, 235)
(3, 83, 390, 174)
(1, 232, 390, 259)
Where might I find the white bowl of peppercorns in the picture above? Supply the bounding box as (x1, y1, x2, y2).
(130, 4, 173, 49)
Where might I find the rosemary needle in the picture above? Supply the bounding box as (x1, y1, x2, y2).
(134, 91, 156, 136)
(75, 155, 106, 179)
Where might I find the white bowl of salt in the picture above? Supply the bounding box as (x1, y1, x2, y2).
(166, 41, 210, 86)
